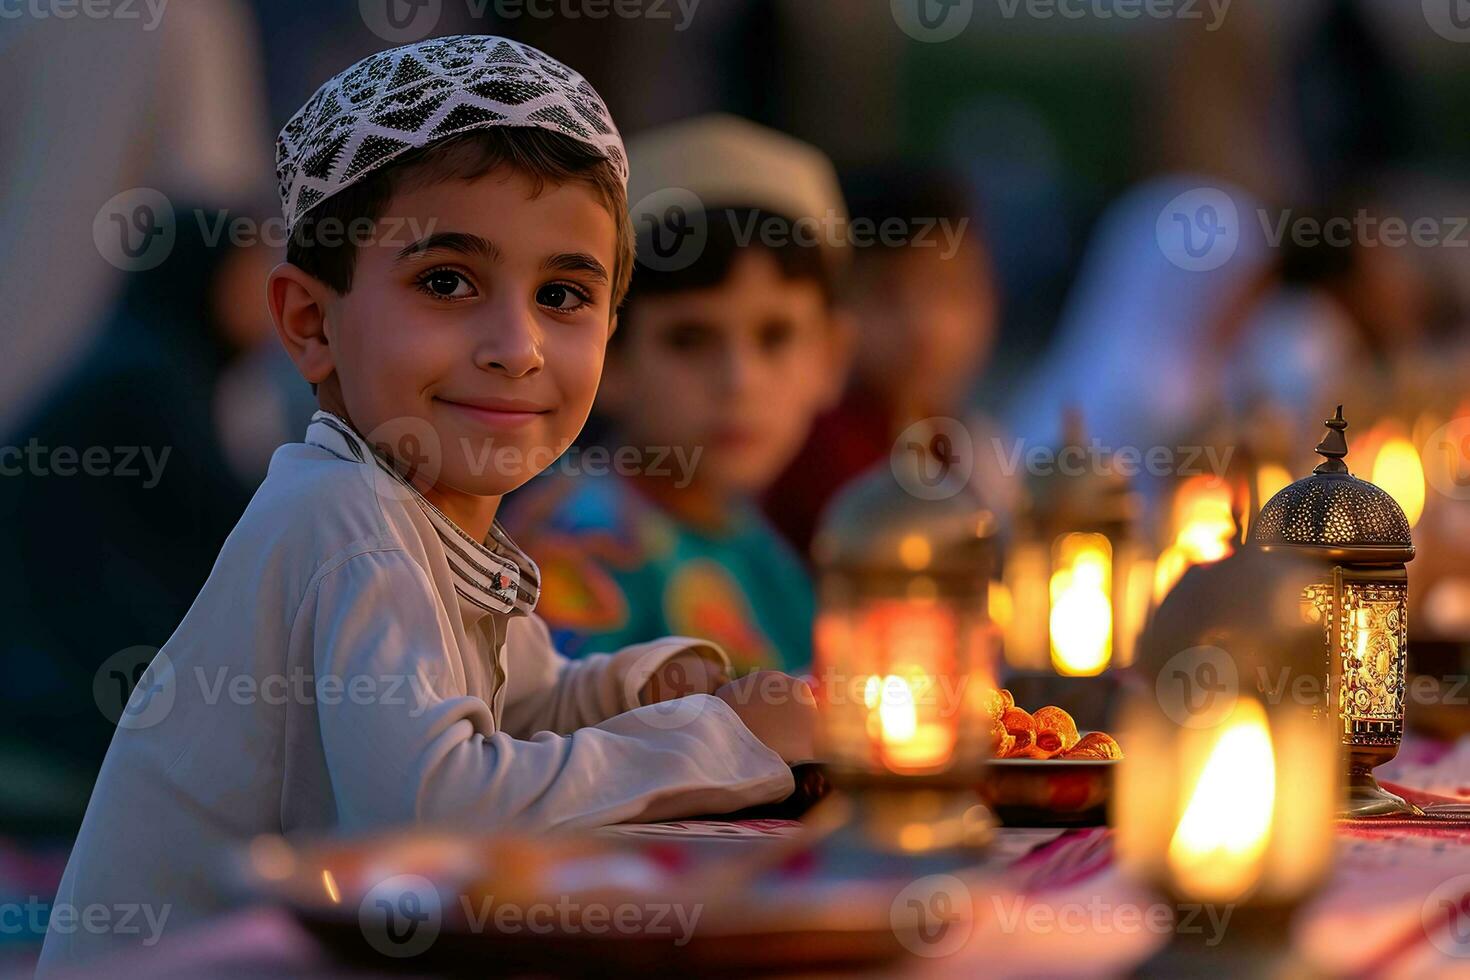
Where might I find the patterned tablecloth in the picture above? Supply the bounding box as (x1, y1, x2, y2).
(10, 736, 1470, 978)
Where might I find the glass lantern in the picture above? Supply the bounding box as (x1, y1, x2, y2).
(1118, 549, 1338, 967)
(1248, 407, 1418, 818)
(1002, 419, 1154, 678)
(812, 421, 999, 852)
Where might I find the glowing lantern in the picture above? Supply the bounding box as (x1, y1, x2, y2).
(1119, 549, 1337, 929)
(813, 422, 998, 850)
(1248, 407, 1419, 817)
(1369, 435, 1426, 529)
(1154, 474, 1239, 601)
(1003, 420, 1153, 676)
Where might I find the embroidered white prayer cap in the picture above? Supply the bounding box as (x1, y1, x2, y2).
(625, 113, 848, 268)
(277, 35, 627, 234)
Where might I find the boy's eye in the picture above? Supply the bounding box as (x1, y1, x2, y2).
(758, 318, 796, 353)
(416, 268, 476, 300)
(536, 282, 591, 312)
(661, 321, 716, 353)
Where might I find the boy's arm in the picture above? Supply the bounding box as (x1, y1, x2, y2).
(307, 549, 792, 832)
(499, 614, 731, 737)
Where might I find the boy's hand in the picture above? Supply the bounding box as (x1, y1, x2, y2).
(714, 671, 818, 764)
(639, 650, 730, 706)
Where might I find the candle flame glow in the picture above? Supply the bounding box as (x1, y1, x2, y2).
(863, 671, 956, 771)
(1050, 533, 1113, 675)
(1168, 699, 1276, 901)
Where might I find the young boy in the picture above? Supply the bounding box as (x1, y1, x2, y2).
(502, 115, 850, 674)
(41, 38, 813, 972)
(763, 165, 1010, 558)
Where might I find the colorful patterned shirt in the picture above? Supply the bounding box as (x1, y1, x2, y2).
(506, 473, 815, 674)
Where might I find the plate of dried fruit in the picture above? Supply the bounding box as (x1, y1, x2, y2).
(978, 689, 1122, 827)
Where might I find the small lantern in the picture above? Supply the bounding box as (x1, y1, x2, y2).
(1119, 550, 1337, 970)
(813, 423, 999, 850)
(1248, 407, 1418, 818)
(1002, 417, 1154, 677)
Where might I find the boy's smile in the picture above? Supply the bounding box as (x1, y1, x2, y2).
(276, 167, 618, 539)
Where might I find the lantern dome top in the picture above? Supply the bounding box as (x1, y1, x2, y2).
(1248, 407, 1414, 563)
(814, 421, 996, 579)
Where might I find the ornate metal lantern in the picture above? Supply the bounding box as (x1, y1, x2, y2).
(812, 422, 999, 850)
(1248, 407, 1418, 817)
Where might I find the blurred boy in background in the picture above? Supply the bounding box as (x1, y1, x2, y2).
(763, 166, 1007, 559)
(505, 115, 850, 673)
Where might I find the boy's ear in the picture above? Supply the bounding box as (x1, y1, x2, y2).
(267, 262, 337, 385)
(818, 309, 857, 410)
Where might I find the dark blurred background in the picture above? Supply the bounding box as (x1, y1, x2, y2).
(6, 0, 1470, 961)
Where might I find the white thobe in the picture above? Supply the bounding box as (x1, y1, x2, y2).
(38, 412, 791, 974)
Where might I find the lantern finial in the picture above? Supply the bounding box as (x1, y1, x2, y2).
(1312, 405, 1350, 475)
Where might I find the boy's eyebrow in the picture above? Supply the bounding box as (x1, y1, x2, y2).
(544, 252, 609, 285)
(396, 232, 501, 262)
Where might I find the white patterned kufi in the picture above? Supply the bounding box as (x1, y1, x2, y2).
(276, 35, 627, 234)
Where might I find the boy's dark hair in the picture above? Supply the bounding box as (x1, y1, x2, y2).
(287, 127, 634, 308)
(613, 206, 836, 345)
(840, 165, 978, 244)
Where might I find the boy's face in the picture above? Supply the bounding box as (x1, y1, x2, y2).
(848, 238, 994, 414)
(604, 250, 838, 498)
(317, 169, 617, 497)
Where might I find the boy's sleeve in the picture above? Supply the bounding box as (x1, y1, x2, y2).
(499, 613, 733, 737)
(307, 549, 792, 832)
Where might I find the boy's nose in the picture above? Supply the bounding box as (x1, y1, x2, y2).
(716, 343, 761, 397)
(474, 303, 544, 378)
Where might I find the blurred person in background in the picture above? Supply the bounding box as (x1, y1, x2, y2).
(505, 116, 849, 673)
(0, 0, 273, 432)
(762, 166, 1008, 560)
(1219, 206, 1433, 427)
(0, 208, 278, 833)
(1004, 176, 1273, 455)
